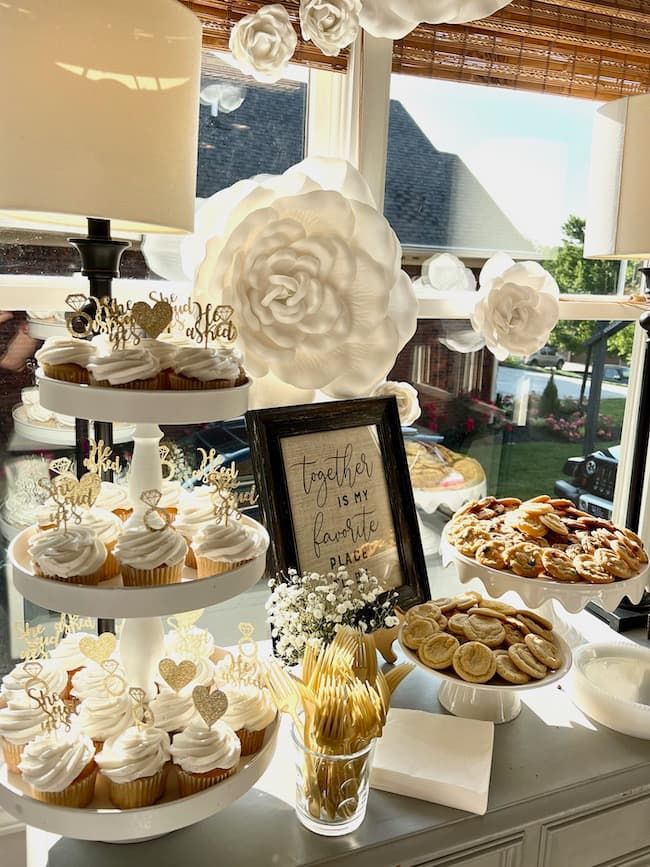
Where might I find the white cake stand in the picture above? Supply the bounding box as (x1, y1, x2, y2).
(399, 628, 573, 723)
(12, 405, 135, 446)
(0, 718, 279, 843)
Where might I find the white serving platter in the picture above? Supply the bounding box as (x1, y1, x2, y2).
(12, 405, 135, 446)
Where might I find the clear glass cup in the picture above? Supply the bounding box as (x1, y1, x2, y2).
(292, 726, 376, 837)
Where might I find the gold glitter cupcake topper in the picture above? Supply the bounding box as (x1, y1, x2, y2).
(22, 661, 50, 696)
(65, 293, 139, 352)
(141, 489, 172, 531)
(79, 632, 117, 665)
(219, 623, 261, 687)
(39, 461, 101, 531)
(129, 688, 154, 727)
(186, 302, 237, 349)
(159, 445, 177, 482)
(192, 685, 228, 729)
(192, 447, 225, 483)
(101, 660, 127, 697)
(16, 624, 48, 661)
(207, 461, 240, 525)
(158, 658, 197, 694)
(131, 300, 173, 339)
(84, 439, 121, 476)
(27, 687, 72, 734)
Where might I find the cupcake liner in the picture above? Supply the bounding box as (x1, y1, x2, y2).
(196, 556, 248, 580)
(33, 564, 100, 586)
(105, 765, 168, 809)
(168, 373, 235, 391)
(164, 507, 178, 522)
(95, 547, 120, 582)
(92, 739, 104, 754)
(1, 738, 25, 774)
(120, 560, 183, 587)
(236, 726, 266, 756)
(113, 508, 133, 522)
(175, 764, 235, 796)
(60, 666, 83, 702)
(30, 762, 97, 808)
(89, 372, 167, 391)
(41, 362, 89, 385)
(184, 541, 197, 570)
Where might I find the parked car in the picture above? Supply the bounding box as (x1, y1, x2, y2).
(554, 445, 620, 519)
(525, 345, 564, 369)
(603, 364, 630, 384)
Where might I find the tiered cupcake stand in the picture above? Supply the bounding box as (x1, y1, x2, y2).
(0, 375, 279, 842)
(398, 531, 650, 724)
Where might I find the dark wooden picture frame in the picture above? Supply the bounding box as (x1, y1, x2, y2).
(246, 397, 429, 611)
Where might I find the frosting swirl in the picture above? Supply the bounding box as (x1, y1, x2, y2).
(95, 481, 131, 513)
(77, 692, 133, 743)
(192, 519, 267, 564)
(49, 631, 96, 672)
(157, 480, 182, 510)
(221, 684, 276, 732)
(72, 662, 125, 701)
(35, 336, 96, 369)
(19, 728, 95, 792)
(96, 725, 170, 784)
(170, 720, 240, 773)
(115, 523, 187, 570)
(138, 338, 178, 371)
(21, 388, 54, 424)
(1, 661, 68, 705)
(87, 348, 160, 386)
(79, 508, 121, 545)
(173, 497, 214, 540)
(0, 698, 48, 744)
(28, 526, 106, 578)
(150, 691, 198, 733)
(172, 346, 241, 382)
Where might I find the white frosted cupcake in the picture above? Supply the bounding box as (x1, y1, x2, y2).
(88, 347, 164, 390)
(138, 338, 177, 385)
(171, 720, 240, 795)
(221, 683, 276, 755)
(114, 516, 187, 586)
(169, 346, 245, 391)
(28, 526, 106, 586)
(96, 725, 171, 808)
(0, 698, 48, 773)
(157, 480, 182, 521)
(35, 336, 96, 384)
(71, 662, 125, 702)
(192, 518, 267, 579)
(94, 481, 132, 521)
(80, 508, 122, 580)
(150, 691, 198, 737)
(49, 630, 96, 698)
(19, 728, 97, 807)
(163, 627, 215, 662)
(173, 490, 214, 569)
(1, 660, 68, 706)
(77, 692, 133, 751)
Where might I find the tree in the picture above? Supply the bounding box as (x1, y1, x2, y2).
(609, 323, 635, 364)
(539, 373, 560, 417)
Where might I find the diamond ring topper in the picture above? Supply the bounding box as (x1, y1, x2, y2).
(141, 489, 172, 531)
(158, 658, 197, 694)
(129, 687, 154, 727)
(193, 686, 228, 729)
(22, 660, 50, 697)
(83, 439, 121, 476)
(101, 660, 127, 697)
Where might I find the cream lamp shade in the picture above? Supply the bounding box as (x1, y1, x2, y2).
(0, 0, 202, 234)
(585, 94, 650, 260)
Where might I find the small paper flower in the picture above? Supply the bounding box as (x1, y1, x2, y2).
(229, 4, 297, 84)
(419, 252, 476, 294)
(372, 381, 421, 426)
(470, 254, 560, 361)
(300, 0, 361, 57)
(360, 0, 512, 39)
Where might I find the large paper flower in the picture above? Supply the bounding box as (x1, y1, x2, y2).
(229, 5, 297, 83)
(470, 254, 560, 361)
(300, 0, 361, 57)
(188, 158, 417, 402)
(371, 381, 421, 426)
(414, 252, 476, 296)
(360, 0, 512, 38)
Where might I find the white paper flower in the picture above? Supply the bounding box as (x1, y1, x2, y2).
(360, 0, 512, 38)
(187, 158, 417, 403)
(470, 254, 560, 361)
(371, 381, 421, 426)
(229, 4, 297, 83)
(300, 0, 361, 57)
(415, 252, 476, 296)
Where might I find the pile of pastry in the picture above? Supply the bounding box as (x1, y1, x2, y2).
(402, 593, 563, 685)
(447, 496, 648, 585)
(0, 624, 276, 808)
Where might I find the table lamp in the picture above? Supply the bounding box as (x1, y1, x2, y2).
(0, 0, 201, 481)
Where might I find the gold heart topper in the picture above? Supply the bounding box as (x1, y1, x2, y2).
(84, 439, 121, 476)
(158, 658, 197, 694)
(131, 300, 173, 339)
(192, 686, 228, 729)
(79, 632, 116, 665)
(186, 302, 237, 349)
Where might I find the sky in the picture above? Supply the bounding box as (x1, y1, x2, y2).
(390, 75, 600, 249)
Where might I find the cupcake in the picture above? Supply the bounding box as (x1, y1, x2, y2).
(169, 346, 244, 391)
(221, 683, 276, 755)
(71, 661, 125, 702)
(157, 480, 182, 522)
(0, 697, 48, 773)
(137, 338, 177, 387)
(173, 489, 214, 569)
(77, 691, 133, 752)
(94, 481, 132, 521)
(28, 526, 107, 586)
(96, 725, 171, 808)
(49, 631, 96, 698)
(19, 728, 97, 807)
(114, 516, 187, 587)
(1, 660, 68, 706)
(170, 721, 240, 795)
(87, 347, 164, 390)
(150, 691, 198, 738)
(35, 336, 96, 384)
(192, 517, 267, 579)
(156, 655, 215, 693)
(80, 508, 122, 580)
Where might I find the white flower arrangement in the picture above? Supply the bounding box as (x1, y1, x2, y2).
(371, 380, 421, 426)
(359, 0, 512, 39)
(267, 567, 399, 666)
(229, 4, 298, 84)
(300, 0, 361, 57)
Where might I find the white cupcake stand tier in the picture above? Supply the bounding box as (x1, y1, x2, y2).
(12, 406, 136, 447)
(0, 718, 279, 843)
(2, 374, 278, 841)
(399, 628, 573, 724)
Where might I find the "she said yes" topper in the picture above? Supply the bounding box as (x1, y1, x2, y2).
(39, 462, 101, 531)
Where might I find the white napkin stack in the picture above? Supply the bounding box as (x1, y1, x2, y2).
(370, 708, 494, 815)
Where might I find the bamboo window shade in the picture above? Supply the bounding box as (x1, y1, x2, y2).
(393, 0, 650, 100)
(181, 1, 349, 72)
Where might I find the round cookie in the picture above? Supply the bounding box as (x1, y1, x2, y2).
(402, 618, 439, 650)
(539, 512, 569, 536)
(524, 633, 562, 670)
(594, 547, 634, 579)
(478, 598, 517, 616)
(502, 617, 528, 646)
(475, 541, 508, 570)
(541, 548, 579, 582)
(453, 591, 482, 611)
(609, 539, 643, 572)
(574, 553, 615, 585)
(516, 514, 548, 538)
(463, 614, 506, 648)
(506, 542, 544, 577)
(452, 642, 497, 684)
(516, 609, 553, 630)
(406, 602, 442, 622)
(418, 633, 459, 670)
(495, 651, 530, 684)
(515, 613, 554, 641)
(450, 524, 491, 557)
(432, 597, 456, 613)
(467, 606, 508, 621)
(448, 612, 470, 636)
(508, 643, 548, 679)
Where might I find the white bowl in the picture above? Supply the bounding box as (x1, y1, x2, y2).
(570, 642, 650, 739)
